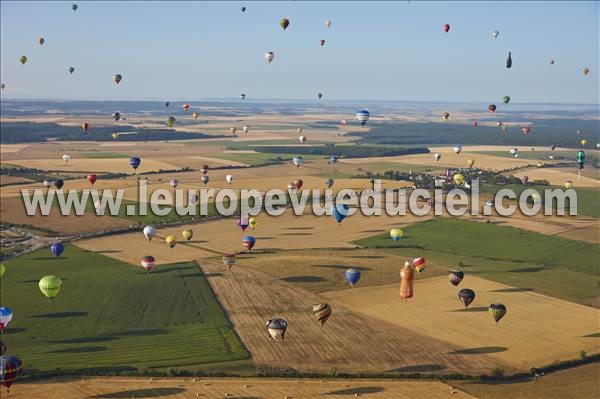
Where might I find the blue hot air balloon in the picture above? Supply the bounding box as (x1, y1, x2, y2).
(51, 242, 64, 259)
(242, 236, 256, 252)
(355, 110, 370, 126)
(331, 203, 349, 225)
(345, 268, 361, 287)
(129, 157, 141, 172)
(329, 155, 338, 164)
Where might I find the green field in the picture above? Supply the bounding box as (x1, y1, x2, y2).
(354, 218, 600, 307)
(0, 244, 249, 374)
(475, 150, 599, 163)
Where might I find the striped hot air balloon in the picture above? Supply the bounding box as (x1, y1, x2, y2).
(312, 303, 332, 326)
(449, 270, 464, 286)
(412, 257, 426, 274)
(222, 254, 236, 269)
(242, 236, 255, 252)
(266, 318, 287, 342)
(458, 289, 476, 308)
(489, 303, 507, 324)
(140, 256, 155, 272)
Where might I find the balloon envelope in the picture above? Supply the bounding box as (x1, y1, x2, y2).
(345, 268, 361, 287)
(51, 242, 64, 258)
(458, 289, 476, 308)
(39, 275, 62, 299)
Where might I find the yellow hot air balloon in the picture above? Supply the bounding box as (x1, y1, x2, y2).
(249, 217, 257, 230)
(389, 228, 404, 244)
(39, 275, 62, 300)
(166, 235, 177, 248)
(581, 139, 588, 146)
(564, 180, 573, 189)
(453, 173, 465, 185)
(112, 133, 119, 140)
(182, 228, 193, 241)
(467, 159, 475, 168)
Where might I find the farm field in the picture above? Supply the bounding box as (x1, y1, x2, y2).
(323, 275, 600, 370)
(512, 167, 599, 188)
(8, 377, 476, 399)
(0, 245, 249, 372)
(6, 157, 180, 174)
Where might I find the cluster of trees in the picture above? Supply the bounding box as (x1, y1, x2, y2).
(0, 122, 219, 143)
(249, 144, 430, 158)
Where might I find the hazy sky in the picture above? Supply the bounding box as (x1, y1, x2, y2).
(1, 1, 598, 103)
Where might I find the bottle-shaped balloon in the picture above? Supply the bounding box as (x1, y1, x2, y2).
(400, 261, 414, 300)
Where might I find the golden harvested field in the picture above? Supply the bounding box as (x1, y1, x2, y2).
(196, 258, 501, 373)
(0, 196, 132, 234)
(513, 167, 599, 188)
(457, 362, 600, 399)
(6, 158, 179, 174)
(8, 377, 475, 399)
(0, 175, 32, 185)
(323, 276, 600, 371)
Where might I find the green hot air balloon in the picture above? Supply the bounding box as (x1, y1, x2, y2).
(576, 151, 585, 170)
(19, 56, 27, 65)
(39, 275, 62, 300)
(503, 96, 510, 104)
(167, 116, 176, 127)
(280, 18, 290, 30)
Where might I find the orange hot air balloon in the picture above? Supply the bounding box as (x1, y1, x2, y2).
(400, 261, 414, 300)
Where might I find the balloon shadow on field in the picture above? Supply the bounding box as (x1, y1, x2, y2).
(448, 346, 507, 355)
(2, 327, 25, 334)
(450, 306, 488, 313)
(48, 346, 106, 354)
(89, 250, 122, 254)
(285, 227, 314, 230)
(113, 329, 166, 337)
(49, 336, 118, 344)
(349, 255, 385, 259)
(280, 275, 326, 283)
(281, 233, 312, 236)
(489, 287, 534, 293)
(32, 256, 69, 261)
(204, 272, 224, 278)
(582, 332, 600, 338)
(326, 387, 384, 395)
(391, 364, 446, 373)
(31, 311, 88, 318)
(89, 388, 186, 398)
(509, 267, 546, 273)
(316, 264, 373, 271)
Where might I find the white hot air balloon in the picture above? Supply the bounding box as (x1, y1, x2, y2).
(434, 153, 441, 162)
(94, 200, 105, 214)
(493, 30, 499, 39)
(264, 52, 275, 64)
(62, 154, 71, 163)
(453, 145, 462, 155)
(43, 179, 53, 188)
(226, 174, 234, 184)
(143, 225, 156, 241)
(355, 110, 370, 125)
(325, 20, 332, 28)
(299, 135, 306, 144)
(242, 125, 249, 134)
(510, 147, 519, 156)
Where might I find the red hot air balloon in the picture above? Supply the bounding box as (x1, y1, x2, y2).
(82, 122, 89, 132)
(200, 164, 209, 175)
(87, 174, 97, 186)
(443, 24, 450, 33)
(472, 121, 478, 127)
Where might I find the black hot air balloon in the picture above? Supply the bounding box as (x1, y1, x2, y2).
(458, 289, 476, 308)
(449, 270, 464, 286)
(506, 52, 512, 69)
(489, 303, 507, 324)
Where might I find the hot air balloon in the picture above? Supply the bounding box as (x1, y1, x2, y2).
(143, 225, 156, 241)
(492, 30, 499, 38)
(182, 104, 190, 112)
(230, 127, 237, 135)
(200, 164, 209, 175)
(345, 268, 361, 287)
(442, 112, 450, 121)
(182, 228, 193, 241)
(312, 303, 332, 326)
(550, 59, 555, 65)
(264, 52, 275, 64)
(297, 128, 303, 135)
(449, 270, 464, 286)
(113, 74, 122, 84)
(412, 257, 426, 274)
(325, 178, 334, 189)
(280, 18, 290, 30)
(356, 110, 370, 125)
(170, 179, 178, 190)
(496, 122, 503, 127)
(510, 147, 518, 156)
(453, 173, 464, 185)
(582, 67, 590, 76)
(226, 174, 234, 184)
(167, 116, 176, 127)
(242, 236, 256, 252)
(564, 180, 573, 189)
(488, 104, 497, 113)
(0, 84, 4, 90)
(325, 20, 332, 28)
(112, 112, 121, 121)
(62, 154, 71, 163)
(165, 101, 170, 107)
(550, 144, 556, 151)
(400, 261, 414, 300)
(53, 179, 64, 190)
(39, 275, 62, 300)
(51, 242, 64, 259)
(241, 6, 246, 12)
(93, 200, 105, 214)
(201, 175, 209, 185)
(129, 156, 141, 172)
(82, 122, 89, 132)
(317, 92, 323, 100)
(71, 3, 78, 11)
(140, 256, 155, 273)
(43, 180, 52, 188)
(240, 93, 246, 100)
(581, 139, 588, 146)
(577, 150, 585, 170)
(237, 217, 249, 232)
(340, 119, 347, 126)
(38, 37, 45, 45)
(443, 23, 450, 33)
(434, 153, 441, 162)
(266, 318, 287, 341)
(293, 179, 303, 190)
(112, 133, 119, 140)
(222, 254, 236, 269)
(332, 203, 349, 225)
(329, 155, 338, 164)
(503, 96, 510, 104)
(472, 121, 478, 127)
(19, 56, 27, 65)
(453, 145, 462, 155)
(520, 176, 529, 185)
(243, 125, 249, 134)
(506, 52, 512, 68)
(68, 66, 75, 74)
(249, 217, 257, 230)
(319, 39, 326, 46)
(466, 159, 475, 168)
(0, 308, 13, 331)
(0, 355, 23, 392)
(489, 303, 507, 324)
(193, 112, 200, 120)
(292, 156, 304, 167)
(458, 289, 475, 308)
(522, 127, 530, 135)
(389, 228, 404, 244)
(166, 235, 177, 249)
